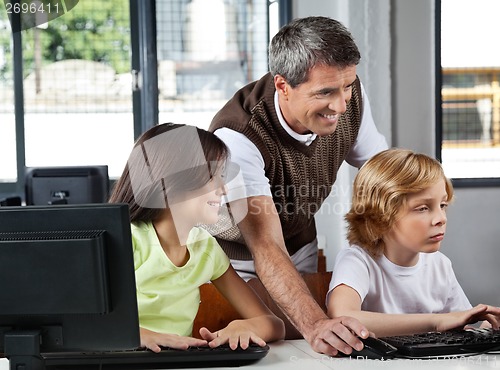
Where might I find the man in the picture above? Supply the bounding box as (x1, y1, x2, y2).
(209, 16, 387, 355)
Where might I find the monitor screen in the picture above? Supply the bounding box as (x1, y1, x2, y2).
(0, 203, 140, 370)
(25, 166, 109, 205)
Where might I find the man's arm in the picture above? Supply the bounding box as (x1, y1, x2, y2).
(235, 195, 368, 355)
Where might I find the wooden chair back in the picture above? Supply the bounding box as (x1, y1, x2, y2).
(192, 271, 332, 340)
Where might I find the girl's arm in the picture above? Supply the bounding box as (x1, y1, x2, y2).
(328, 284, 500, 338)
(199, 265, 285, 349)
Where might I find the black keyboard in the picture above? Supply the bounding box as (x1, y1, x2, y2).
(41, 343, 270, 369)
(380, 328, 500, 358)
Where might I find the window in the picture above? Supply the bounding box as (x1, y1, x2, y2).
(155, 0, 275, 130)
(21, 0, 134, 179)
(0, 0, 133, 190)
(0, 0, 278, 198)
(0, 9, 16, 183)
(439, 0, 500, 183)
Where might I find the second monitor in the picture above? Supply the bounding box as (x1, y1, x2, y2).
(25, 165, 109, 205)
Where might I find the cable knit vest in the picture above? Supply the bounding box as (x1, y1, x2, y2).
(209, 72, 362, 260)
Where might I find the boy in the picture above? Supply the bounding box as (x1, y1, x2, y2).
(327, 148, 500, 337)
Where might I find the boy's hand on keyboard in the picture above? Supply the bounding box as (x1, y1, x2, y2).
(140, 327, 208, 353)
(477, 304, 500, 329)
(198, 324, 266, 350)
(436, 304, 500, 332)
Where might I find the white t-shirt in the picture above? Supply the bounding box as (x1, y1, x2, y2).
(214, 83, 388, 202)
(328, 245, 472, 314)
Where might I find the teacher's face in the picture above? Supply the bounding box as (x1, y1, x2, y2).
(275, 64, 357, 137)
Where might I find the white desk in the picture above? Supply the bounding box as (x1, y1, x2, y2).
(264, 340, 500, 370)
(1, 340, 499, 370)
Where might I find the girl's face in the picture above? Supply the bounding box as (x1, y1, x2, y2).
(382, 179, 449, 267)
(169, 167, 227, 227)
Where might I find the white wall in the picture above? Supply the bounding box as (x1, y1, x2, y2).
(391, 0, 436, 154)
(444, 189, 500, 306)
(295, 0, 500, 306)
(294, 0, 392, 144)
(294, 0, 392, 269)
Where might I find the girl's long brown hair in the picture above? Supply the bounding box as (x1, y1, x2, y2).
(109, 123, 229, 223)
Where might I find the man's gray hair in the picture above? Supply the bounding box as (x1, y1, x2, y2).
(268, 16, 361, 87)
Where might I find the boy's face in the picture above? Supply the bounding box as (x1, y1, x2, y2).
(383, 179, 449, 267)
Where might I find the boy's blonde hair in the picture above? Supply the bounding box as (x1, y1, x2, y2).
(345, 148, 454, 257)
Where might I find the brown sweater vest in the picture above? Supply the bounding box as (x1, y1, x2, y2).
(209, 72, 362, 260)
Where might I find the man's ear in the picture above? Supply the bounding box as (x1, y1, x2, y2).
(274, 74, 289, 98)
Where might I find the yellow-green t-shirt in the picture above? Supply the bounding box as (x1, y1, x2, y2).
(131, 222, 230, 336)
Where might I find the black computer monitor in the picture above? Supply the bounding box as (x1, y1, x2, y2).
(25, 166, 109, 205)
(0, 203, 140, 370)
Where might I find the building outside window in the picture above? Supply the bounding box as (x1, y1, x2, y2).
(156, 0, 275, 131)
(440, 0, 500, 181)
(0, 0, 277, 198)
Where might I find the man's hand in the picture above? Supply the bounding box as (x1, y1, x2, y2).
(306, 316, 369, 356)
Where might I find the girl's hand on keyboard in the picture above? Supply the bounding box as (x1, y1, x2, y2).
(198, 323, 266, 350)
(140, 327, 208, 353)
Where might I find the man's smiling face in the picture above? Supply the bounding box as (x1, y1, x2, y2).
(275, 64, 357, 137)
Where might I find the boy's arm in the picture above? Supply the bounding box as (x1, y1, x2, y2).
(328, 284, 436, 336)
(328, 284, 499, 337)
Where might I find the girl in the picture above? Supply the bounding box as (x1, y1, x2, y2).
(327, 148, 500, 337)
(110, 123, 284, 352)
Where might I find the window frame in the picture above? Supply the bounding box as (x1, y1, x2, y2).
(436, 0, 500, 188)
(0, 5, 25, 196)
(0, 0, 287, 199)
